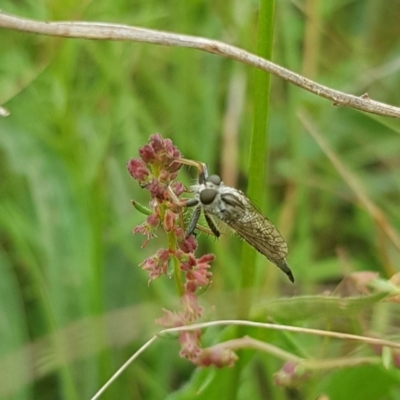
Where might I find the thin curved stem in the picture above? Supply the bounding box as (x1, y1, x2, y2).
(91, 319, 400, 399)
(0, 12, 399, 118)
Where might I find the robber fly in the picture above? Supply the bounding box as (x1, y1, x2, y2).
(174, 159, 294, 283)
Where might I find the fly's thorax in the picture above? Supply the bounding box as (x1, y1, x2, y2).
(216, 186, 248, 223)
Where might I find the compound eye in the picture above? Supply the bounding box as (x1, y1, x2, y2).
(206, 174, 221, 186)
(200, 188, 218, 205)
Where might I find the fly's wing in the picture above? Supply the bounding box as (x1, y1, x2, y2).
(230, 201, 288, 260)
(220, 191, 294, 282)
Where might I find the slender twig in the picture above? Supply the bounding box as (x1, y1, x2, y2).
(1, 11, 400, 118)
(157, 320, 400, 349)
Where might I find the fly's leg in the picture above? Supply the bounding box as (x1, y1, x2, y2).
(167, 185, 198, 233)
(167, 185, 218, 238)
(170, 158, 209, 183)
(204, 211, 220, 238)
(167, 185, 198, 208)
(185, 205, 202, 237)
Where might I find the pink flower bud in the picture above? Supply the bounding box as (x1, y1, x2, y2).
(274, 361, 309, 387)
(146, 179, 168, 199)
(195, 347, 238, 368)
(155, 308, 185, 328)
(138, 144, 156, 164)
(179, 235, 197, 253)
(163, 209, 177, 232)
(181, 292, 204, 320)
(149, 133, 164, 152)
(179, 330, 202, 360)
(127, 158, 150, 181)
(171, 181, 185, 196)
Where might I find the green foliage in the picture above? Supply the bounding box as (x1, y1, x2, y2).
(1, 1, 400, 399)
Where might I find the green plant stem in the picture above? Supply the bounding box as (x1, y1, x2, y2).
(229, 2, 276, 400)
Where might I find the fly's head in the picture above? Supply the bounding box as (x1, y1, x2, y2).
(191, 174, 247, 222)
(190, 174, 223, 209)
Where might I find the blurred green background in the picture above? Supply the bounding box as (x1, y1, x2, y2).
(1, 1, 400, 399)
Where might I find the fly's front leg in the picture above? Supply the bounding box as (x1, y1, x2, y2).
(185, 206, 221, 238)
(185, 205, 202, 237)
(168, 193, 203, 238)
(170, 158, 209, 183)
(197, 163, 209, 184)
(167, 185, 217, 238)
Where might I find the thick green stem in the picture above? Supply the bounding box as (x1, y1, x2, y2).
(238, 0, 275, 318)
(229, 2, 276, 400)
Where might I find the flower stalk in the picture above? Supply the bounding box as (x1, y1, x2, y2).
(128, 134, 238, 366)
